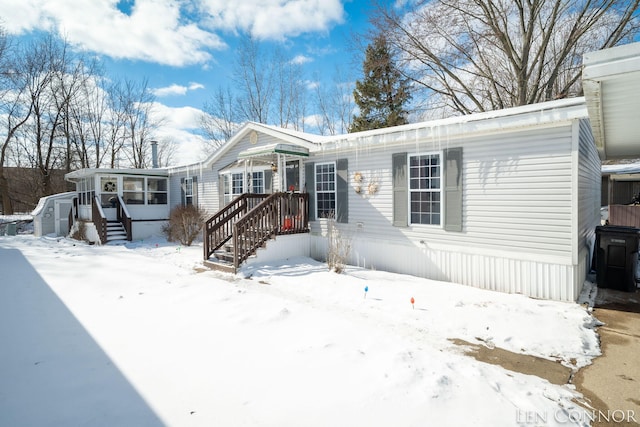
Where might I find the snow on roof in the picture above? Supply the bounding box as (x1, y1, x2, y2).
(601, 161, 640, 175)
(65, 168, 168, 181)
(31, 192, 76, 216)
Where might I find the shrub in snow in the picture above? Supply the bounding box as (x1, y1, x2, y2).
(163, 205, 206, 246)
(70, 221, 88, 242)
(326, 214, 351, 274)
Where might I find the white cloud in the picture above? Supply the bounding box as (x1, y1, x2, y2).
(152, 84, 189, 97)
(291, 54, 312, 65)
(305, 80, 320, 90)
(2, 0, 226, 66)
(2, 1, 346, 65)
(150, 103, 208, 165)
(198, 0, 345, 40)
(152, 82, 205, 97)
(188, 82, 205, 91)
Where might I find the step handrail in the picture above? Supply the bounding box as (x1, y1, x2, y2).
(232, 192, 310, 268)
(203, 192, 309, 269)
(203, 193, 270, 260)
(92, 196, 107, 244)
(232, 193, 281, 267)
(116, 195, 133, 241)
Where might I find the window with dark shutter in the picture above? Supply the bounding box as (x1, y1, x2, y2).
(315, 162, 336, 219)
(408, 153, 442, 225)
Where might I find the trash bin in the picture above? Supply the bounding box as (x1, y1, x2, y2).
(595, 225, 640, 292)
(6, 223, 17, 236)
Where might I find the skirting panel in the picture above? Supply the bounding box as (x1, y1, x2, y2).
(310, 235, 582, 301)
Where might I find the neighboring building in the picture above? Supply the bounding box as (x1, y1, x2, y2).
(31, 192, 76, 237)
(601, 162, 640, 206)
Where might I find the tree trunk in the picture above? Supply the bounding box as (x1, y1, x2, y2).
(0, 167, 13, 215)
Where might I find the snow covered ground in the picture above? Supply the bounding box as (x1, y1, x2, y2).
(0, 234, 601, 427)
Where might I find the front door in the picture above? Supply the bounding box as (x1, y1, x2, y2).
(285, 160, 300, 192)
(99, 176, 118, 221)
(54, 200, 72, 235)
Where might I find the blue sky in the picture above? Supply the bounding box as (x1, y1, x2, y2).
(1, 0, 374, 164)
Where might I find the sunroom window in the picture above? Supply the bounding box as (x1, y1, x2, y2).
(123, 177, 144, 204)
(100, 176, 118, 208)
(147, 178, 168, 204)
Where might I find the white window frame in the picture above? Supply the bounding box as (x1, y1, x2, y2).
(147, 177, 168, 205)
(408, 151, 443, 227)
(315, 161, 336, 219)
(184, 177, 194, 206)
(222, 170, 265, 204)
(251, 171, 264, 194)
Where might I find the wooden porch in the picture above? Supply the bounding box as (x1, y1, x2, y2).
(203, 192, 309, 273)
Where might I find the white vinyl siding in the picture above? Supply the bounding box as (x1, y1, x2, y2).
(168, 131, 285, 214)
(574, 118, 601, 297)
(311, 124, 574, 257)
(308, 111, 590, 301)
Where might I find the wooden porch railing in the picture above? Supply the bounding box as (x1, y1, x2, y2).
(233, 193, 281, 267)
(203, 192, 309, 268)
(92, 196, 107, 244)
(203, 193, 271, 260)
(116, 195, 133, 241)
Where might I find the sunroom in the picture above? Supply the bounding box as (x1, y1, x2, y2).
(65, 168, 170, 243)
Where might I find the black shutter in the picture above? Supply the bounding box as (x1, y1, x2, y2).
(392, 153, 408, 227)
(305, 162, 315, 221)
(192, 175, 198, 207)
(336, 158, 349, 223)
(180, 177, 185, 206)
(444, 148, 463, 232)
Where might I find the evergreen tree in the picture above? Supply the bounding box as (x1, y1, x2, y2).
(350, 34, 411, 132)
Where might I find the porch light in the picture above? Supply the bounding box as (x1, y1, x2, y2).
(271, 163, 278, 172)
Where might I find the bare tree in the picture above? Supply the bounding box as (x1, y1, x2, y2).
(57, 55, 97, 173)
(20, 34, 72, 196)
(234, 36, 274, 124)
(67, 64, 109, 169)
(154, 137, 177, 168)
(200, 86, 242, 151)
(103, 79, 130, 168)
(201, 35, 309, 148)
(118, 78, 162, 168)
(0, 27, 31, 214)
(274, 48, 307, 130)
(314, 67, 356, 135)
(373, 0, 640, 117)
